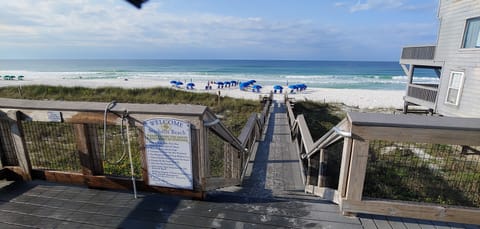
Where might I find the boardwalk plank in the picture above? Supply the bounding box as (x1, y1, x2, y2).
(372, 215, 394, 229)
(359, 214, 378, 229)
(387, 216, 408, 229)
(402, 218, 423, 229)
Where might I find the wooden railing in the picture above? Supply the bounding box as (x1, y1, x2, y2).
(406, 83, 438, 103)
(286, 100, 480, 224)
(0, 95, 272, 198)
(401, 45, 436, 60)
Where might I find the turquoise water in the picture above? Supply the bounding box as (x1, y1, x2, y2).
(0, 59, 439, 90)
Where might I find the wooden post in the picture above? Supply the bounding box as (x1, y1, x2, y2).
(342, 139, 369, 216)
(233, 148, 241, 180)
(74, 124, 103, 176)
(136, 122, 149, 186)
(338, 137, 353, 199)
(306, 153, 319, 186)
(190, 128, 201, 191)
(223, 143, 232, 178)
(7, 110, 32, 181)
(317, 148, 327, 187)
(74, 124, 95, 176)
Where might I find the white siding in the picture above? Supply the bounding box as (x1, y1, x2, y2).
(435, 0, 480, 117)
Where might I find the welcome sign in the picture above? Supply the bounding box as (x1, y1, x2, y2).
(143, 118, 193, 190)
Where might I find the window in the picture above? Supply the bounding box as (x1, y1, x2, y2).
(462, 17, 480, 48)
(445, 71, 464, 106)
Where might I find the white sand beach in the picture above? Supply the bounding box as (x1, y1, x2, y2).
(0, 77, 405, 109)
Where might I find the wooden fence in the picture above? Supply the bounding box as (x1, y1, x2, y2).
(286, 98, 480, 225)
(0, 95, 272, 198)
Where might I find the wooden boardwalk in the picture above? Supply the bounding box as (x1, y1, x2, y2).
(0, 99, 478, 228)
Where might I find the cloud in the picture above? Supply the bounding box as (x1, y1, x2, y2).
(0, 0, 348, 59)
(0, 0, 438, 60)
(350, 0, 404, 12)
(337, 0, 433, 13)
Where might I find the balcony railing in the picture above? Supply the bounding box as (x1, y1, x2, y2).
(401, 45, 436, 60)
(406, 83, 438, 103)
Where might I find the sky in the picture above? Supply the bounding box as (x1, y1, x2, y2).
(0, 0, 439, 61)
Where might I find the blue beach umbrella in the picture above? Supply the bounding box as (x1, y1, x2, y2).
(186, 82, 195, 89)
(252, 84, 262, 92)
(175, 81, 184, 87)
(239, 82, 250, 90)
(230, 80, 237, 86)
(288, 84, 299, 93)
(170, 80, 177, 84)
(273, 85, 283, 90)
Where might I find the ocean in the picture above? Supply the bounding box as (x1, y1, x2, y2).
(0, 59, 439, 90)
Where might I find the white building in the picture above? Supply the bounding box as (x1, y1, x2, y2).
(401, 0, 480, 118)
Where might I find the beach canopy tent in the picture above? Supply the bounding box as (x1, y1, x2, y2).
(252, 84, 262, 93)
(239, 82, 250, 90)
(273, 85, 283, 93)
(297, 83, 307, 90)
(186, 82, 195, 89)
(230, 80, 237, 86)
(18, 75, 24, 80)
(288, 85, 298, 89)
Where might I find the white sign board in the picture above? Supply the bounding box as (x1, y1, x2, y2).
(143, 118, 193, 190)
(47, 111, 62, 122)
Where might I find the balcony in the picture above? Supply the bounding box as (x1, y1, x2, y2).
(404, 83, 439, 109)
(400, 45, 441, 67)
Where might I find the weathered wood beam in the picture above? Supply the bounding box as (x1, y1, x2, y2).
(31, 170, 206, 199)
(342, 199, 480, 225)
(7, 110, 32, 181)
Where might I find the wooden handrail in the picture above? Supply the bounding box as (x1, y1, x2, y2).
(285, 100, 296, 128)
(238, 113, 258, 147)
(296, 115, 314, 154)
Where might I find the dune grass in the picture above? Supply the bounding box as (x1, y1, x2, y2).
(0, 85, 262, 135)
